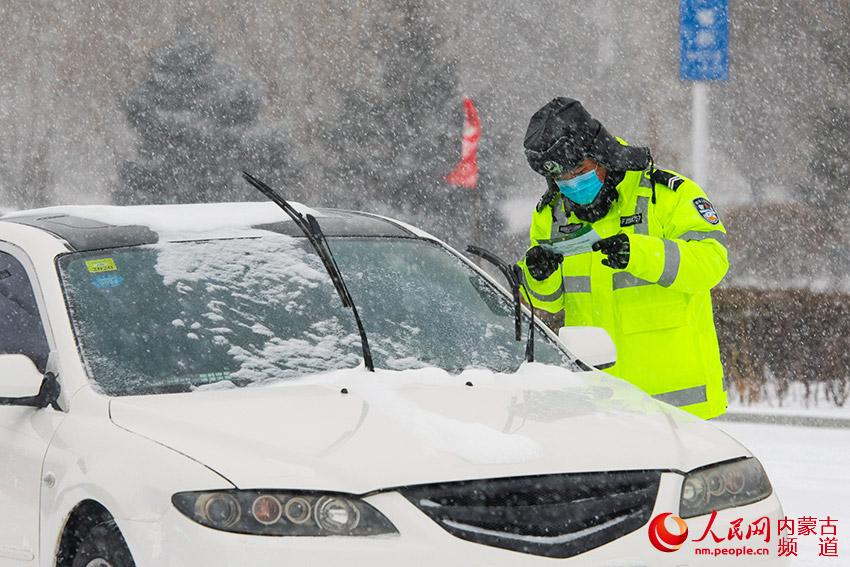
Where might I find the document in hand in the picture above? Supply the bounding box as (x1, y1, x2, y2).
(537, 224, 602, 257)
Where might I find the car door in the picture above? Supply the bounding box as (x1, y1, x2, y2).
(0, 248, 61, 564)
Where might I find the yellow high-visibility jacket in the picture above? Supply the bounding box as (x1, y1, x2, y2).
(517, 167, 729, 419)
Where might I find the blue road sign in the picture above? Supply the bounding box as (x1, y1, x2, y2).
(680, 0, 729, 81)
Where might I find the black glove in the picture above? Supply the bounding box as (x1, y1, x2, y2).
(592, 234, 630, 269)
(525, 246, 563, 280)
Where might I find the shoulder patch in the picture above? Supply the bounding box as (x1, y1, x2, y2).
(693, 197, 720, 225)
(650, 169, 685, 191)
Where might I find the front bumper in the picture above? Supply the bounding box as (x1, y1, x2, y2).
(120, 473, 790, 566)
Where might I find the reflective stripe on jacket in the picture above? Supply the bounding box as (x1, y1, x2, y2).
(516, 168, 729, 419)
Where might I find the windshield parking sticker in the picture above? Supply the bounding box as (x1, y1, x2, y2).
(91, 273, 124, 289)
(85, 258, 118, 273)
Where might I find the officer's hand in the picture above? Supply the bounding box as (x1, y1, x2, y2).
(592, 234, 630, 269)
(525, 246, 563, 280)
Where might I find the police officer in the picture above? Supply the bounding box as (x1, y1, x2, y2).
(518, 97, 728, 419)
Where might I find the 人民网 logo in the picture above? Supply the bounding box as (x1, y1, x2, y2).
(648, 512, 689, 553)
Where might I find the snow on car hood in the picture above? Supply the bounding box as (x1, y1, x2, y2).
(109, 363, 748, 493)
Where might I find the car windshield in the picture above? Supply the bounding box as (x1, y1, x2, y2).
(58, 234, 576, 395)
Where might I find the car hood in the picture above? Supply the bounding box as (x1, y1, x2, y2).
(109, 364, 748, 493)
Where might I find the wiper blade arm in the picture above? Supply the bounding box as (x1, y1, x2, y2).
(465, 245, 535, 362)
(512, 264, 535, 363)
(466, 245, 522, 341)
(242, 172, 350, 306)
(242, 171, 374, 371)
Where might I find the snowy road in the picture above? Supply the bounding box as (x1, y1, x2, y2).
(717, 421, 850, 566)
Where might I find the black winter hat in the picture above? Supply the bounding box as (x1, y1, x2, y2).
(524, 97, 651, 176)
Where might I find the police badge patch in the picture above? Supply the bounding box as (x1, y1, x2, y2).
(542, 161, 564, 175)
(693, 197, 720, 225)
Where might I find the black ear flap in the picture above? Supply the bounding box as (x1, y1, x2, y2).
(536, 177, 560, 212)
(588, 125, 652, 171)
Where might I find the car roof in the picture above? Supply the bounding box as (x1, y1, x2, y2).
(0, 203, 416, 252)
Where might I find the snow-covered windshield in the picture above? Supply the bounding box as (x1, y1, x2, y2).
(58, 234, 573, 395)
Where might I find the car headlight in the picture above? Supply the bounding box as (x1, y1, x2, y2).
(172, 490, 398, 536)
(679, 457, 773, 519)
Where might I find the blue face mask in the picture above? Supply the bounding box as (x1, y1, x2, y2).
(555, 169, 603, 205)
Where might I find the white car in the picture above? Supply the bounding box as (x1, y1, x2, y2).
(0, 202, 786, 566)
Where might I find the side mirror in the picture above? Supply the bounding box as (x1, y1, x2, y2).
(0, 354, 60, 409)
(558, 326, 617, 369)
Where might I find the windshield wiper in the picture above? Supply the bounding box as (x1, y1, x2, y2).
(513, 264, 536, 363)
(465, 246, 535, 363)
(242, 171, 374, 371)
(466, 246, 521, 341)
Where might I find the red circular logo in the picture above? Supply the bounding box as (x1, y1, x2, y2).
(648, 513, 689, 552)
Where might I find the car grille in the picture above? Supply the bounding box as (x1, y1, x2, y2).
(400, 470, 661, 558)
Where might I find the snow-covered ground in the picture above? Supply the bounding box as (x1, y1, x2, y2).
(718, 421, 850, 566)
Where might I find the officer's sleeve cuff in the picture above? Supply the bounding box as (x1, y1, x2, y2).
(625, 233, 668, 283)
(517, 259, 565, 311)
